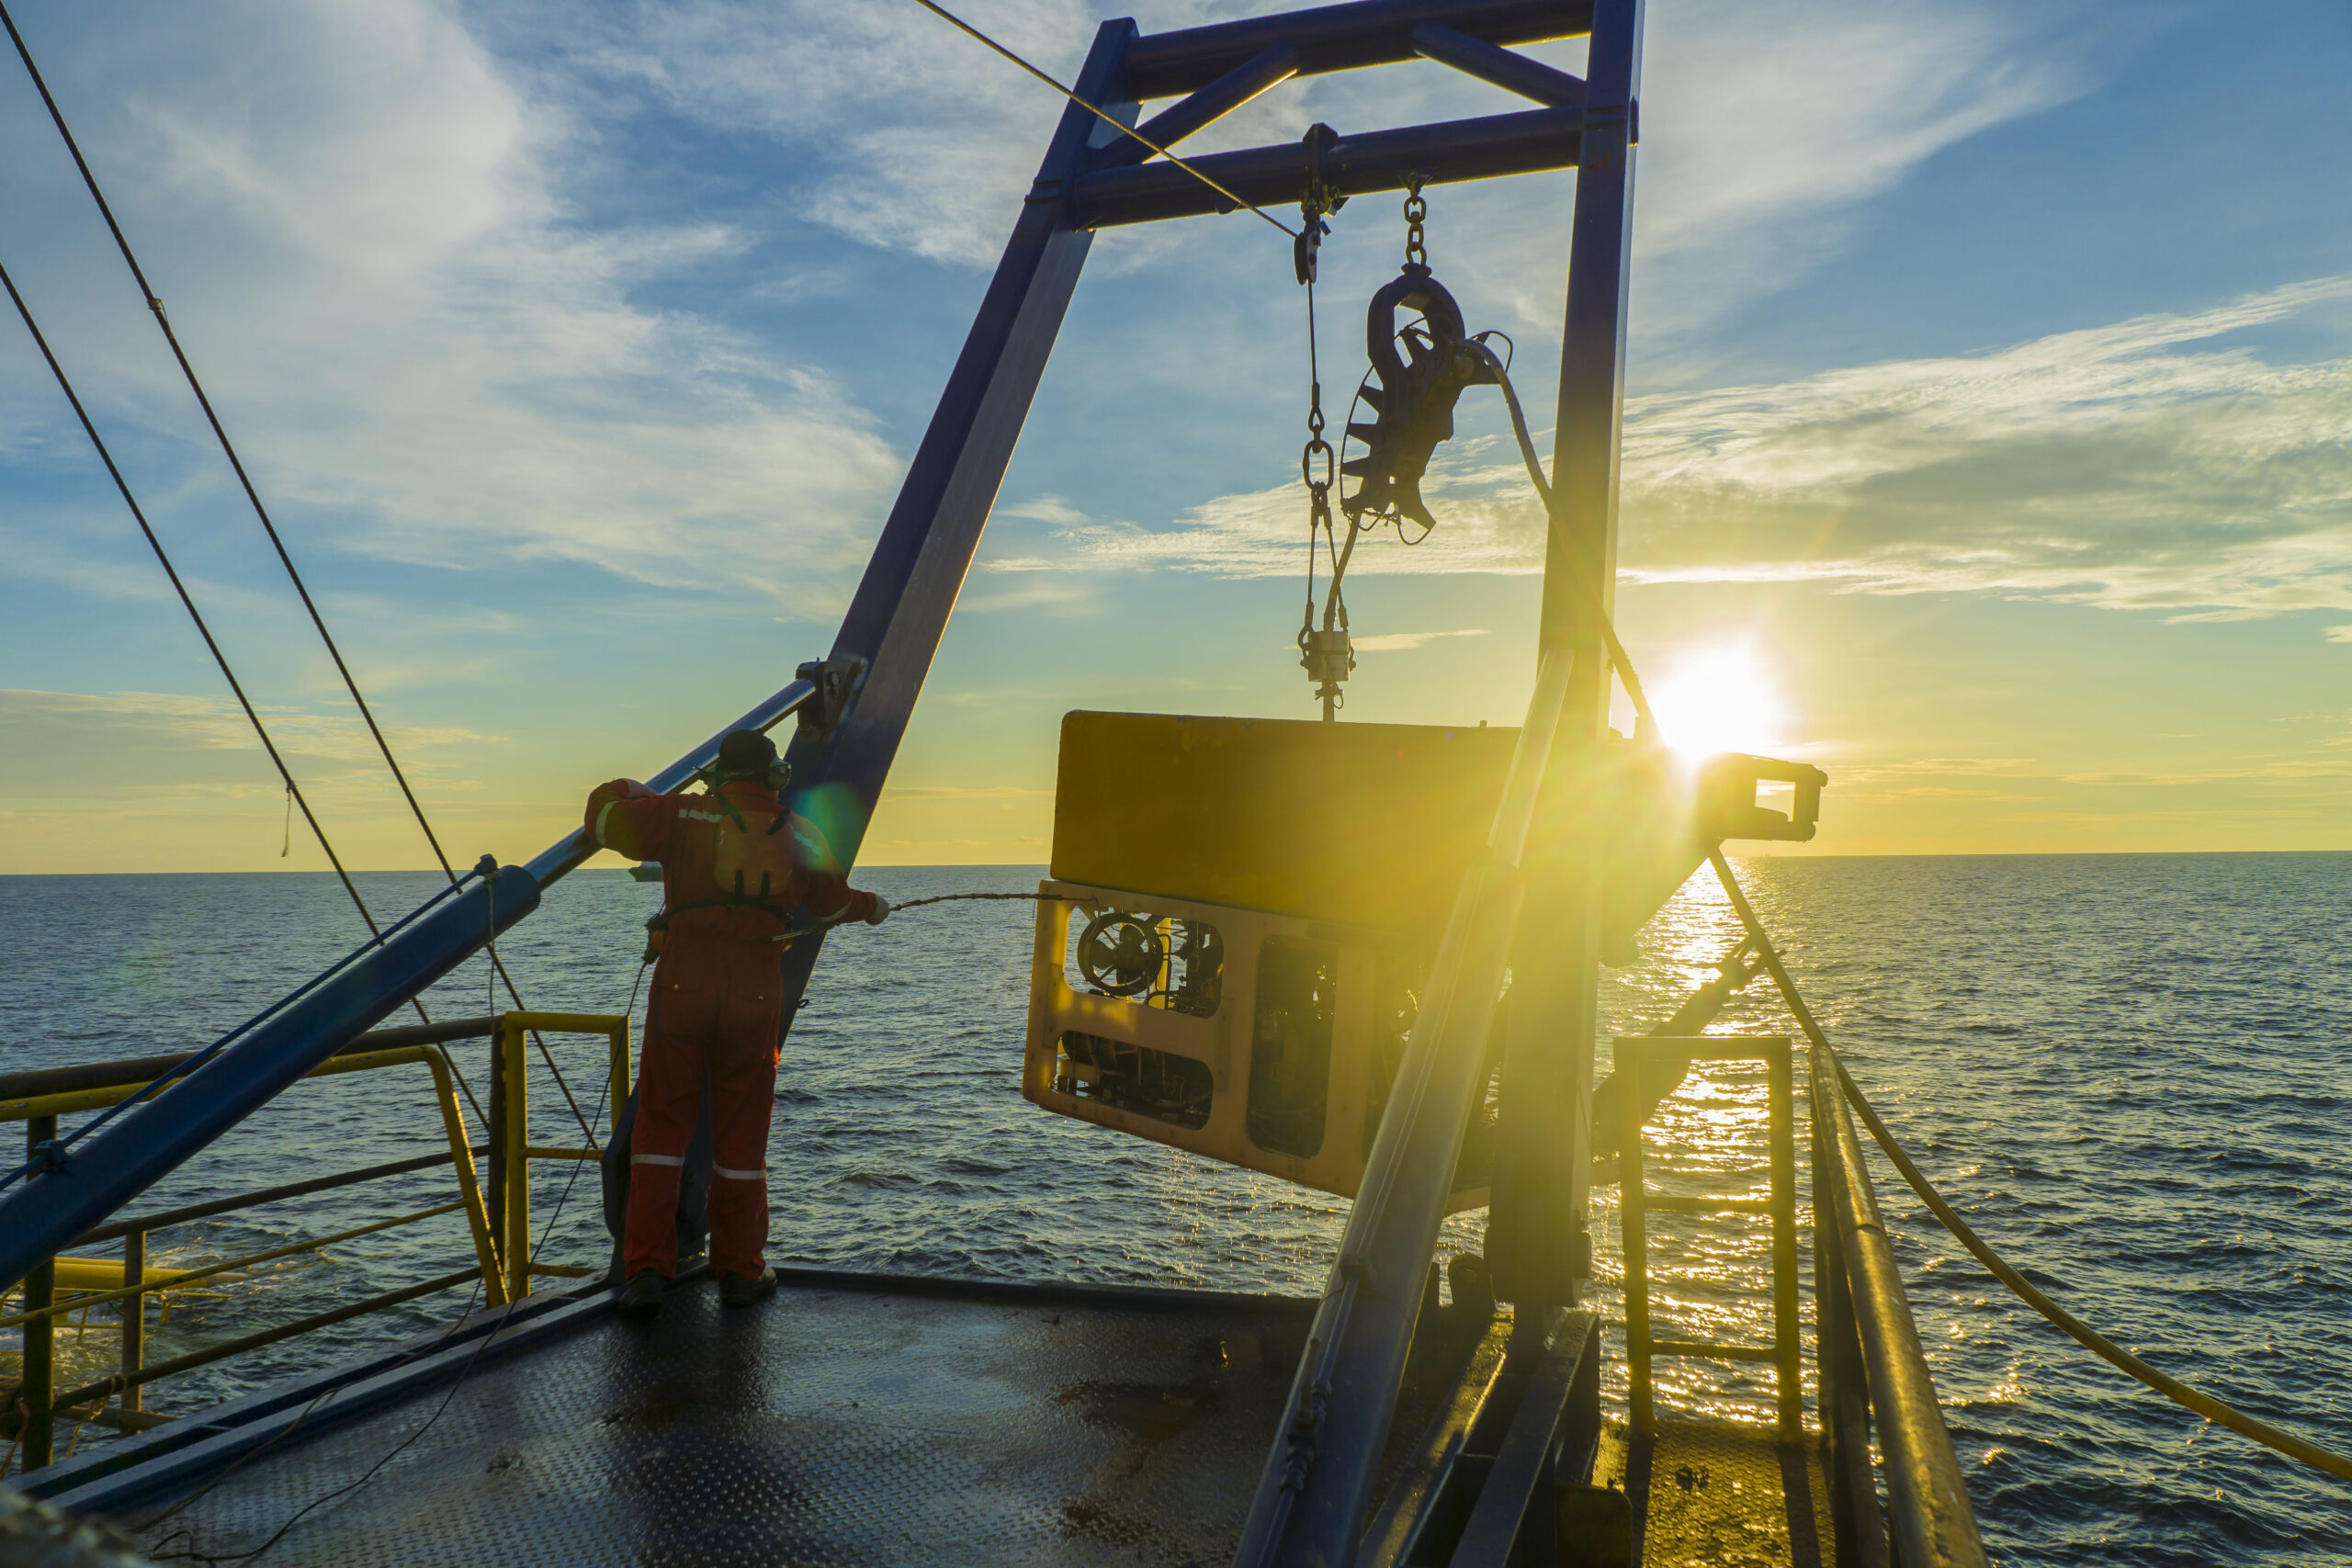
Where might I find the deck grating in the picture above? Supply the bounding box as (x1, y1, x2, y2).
(1590, 1417, 1832, 1568)
(108, 1277, 1359, 1568)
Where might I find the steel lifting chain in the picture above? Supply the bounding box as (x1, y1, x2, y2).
(1403, 179, 1429, 271)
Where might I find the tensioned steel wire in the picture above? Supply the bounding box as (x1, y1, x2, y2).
(1703, 852, 2352, 1486)
(0, 254, 410, 1008)
(905, 0, 1299, 239)
(0, 0, 597, 1145)
(876, 16, 2340, 1476)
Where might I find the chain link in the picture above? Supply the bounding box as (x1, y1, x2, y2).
(1403, 179, 1428, 270)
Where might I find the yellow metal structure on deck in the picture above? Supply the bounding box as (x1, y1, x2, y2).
(489, 1011, 631, 1305)
(1615, 1034, 1801, 1443)
(1, 1010, 628, 1473)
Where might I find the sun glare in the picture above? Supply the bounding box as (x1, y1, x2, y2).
(1644, 646, 1785, 758)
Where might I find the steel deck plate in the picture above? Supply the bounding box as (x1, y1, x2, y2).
(1591, 1417, 1832, 1568)
(101, 1276, 1431, 1568)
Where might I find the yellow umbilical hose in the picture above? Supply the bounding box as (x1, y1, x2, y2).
(1707, 850, 2352, 1485)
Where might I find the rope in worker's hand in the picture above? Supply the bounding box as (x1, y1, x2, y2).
(886, 891, 1092, 913)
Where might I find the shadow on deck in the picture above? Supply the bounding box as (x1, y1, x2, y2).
(42, 1270, 1428, 1568)
(29, 1266, 1836, 1567)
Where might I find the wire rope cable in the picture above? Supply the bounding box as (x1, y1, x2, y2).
(1441, 337, 2352, 1484)
(905, 0, 1298, 239)
(0, 3, 595, 1147)
(886, 890, 1090, 913)
(0, 254, 418, 1002)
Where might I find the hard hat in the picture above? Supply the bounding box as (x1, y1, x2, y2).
(716, 728, 779, 778)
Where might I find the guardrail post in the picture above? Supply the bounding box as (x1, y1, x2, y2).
(1768, 1037, 1800, 1441)
(485, 1034, 507, 1287)
(1615, 1038, 1654, 1436)
(419, 1048, 505, 1306)
(605, 1018, 630, 1143)
(21, 1113, 57, 1469)
(498, 1017, 531, 1302)
(120, 1230, 145, 1415)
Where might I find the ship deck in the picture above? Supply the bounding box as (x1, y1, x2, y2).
(35, 1269, 1453, 1568)
(29, 1269, 1830, 1567)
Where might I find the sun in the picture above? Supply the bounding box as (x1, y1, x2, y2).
(1642, 646, 1785, 758)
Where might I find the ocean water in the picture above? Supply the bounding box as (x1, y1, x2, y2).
(0, 853, 2346, 1564)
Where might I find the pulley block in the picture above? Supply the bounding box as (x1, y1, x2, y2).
(1340, 265, 1497, 531)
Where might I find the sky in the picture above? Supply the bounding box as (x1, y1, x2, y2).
(0, 0, 2346, 875)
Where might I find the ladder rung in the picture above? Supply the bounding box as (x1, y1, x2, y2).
(1636, 1194, 1773, 1215)
(1618, 1033, 1791, 1064)
(1648, 1340, 1781, 1364)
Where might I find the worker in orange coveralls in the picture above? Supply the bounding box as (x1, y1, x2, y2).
(584, 728, 888, 1318)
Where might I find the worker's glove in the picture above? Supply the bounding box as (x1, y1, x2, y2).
(865, 895, 891, 927)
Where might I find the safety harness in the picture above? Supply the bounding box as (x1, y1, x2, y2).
(641, 790, 816, 958)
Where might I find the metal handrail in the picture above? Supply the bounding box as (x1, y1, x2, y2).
(5, 1043, 503, 1305)
(486, 1012, 631, 1304)
(0, 1010, 627, 1473)
(0, 678, 816, 1300)
(1808, 1042, 1990, 1568)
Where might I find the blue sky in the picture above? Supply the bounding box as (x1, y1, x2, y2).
(1, 0, 2346, 873)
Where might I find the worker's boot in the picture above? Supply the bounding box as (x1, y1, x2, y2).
(617, 1269, 665, 1321)
(718, 1266, 778, 1309)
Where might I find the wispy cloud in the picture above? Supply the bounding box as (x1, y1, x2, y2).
(1052, 279, 2352, 627)
(1620, 278, 2352, 619)
(0, 688, 497, 757)
(0, 0, 2084, 612)
(0, 0, 904, 604)
(0, 688, 501, 807)
(1630, 0, 2084, 335)
(531, 2, 2075, 321)
(1352, 628, 1491, 652)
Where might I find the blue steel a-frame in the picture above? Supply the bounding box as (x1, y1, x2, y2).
(0, 4, 1644, 1562)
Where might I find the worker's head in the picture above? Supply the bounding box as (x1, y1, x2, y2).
(713, 728, 788, 791)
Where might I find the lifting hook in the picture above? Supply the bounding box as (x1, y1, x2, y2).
(1340, 265, 1497, 533)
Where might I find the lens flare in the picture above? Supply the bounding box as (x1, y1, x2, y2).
(1645, 646, 1784, 757)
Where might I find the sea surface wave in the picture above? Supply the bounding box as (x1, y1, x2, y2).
(2, 853, 2346, 1564)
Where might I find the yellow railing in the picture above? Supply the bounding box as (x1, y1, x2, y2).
(2, 1010, 629, 1473)
(4, 1043, 502, 1307)
(488, 1012, 632, 1304)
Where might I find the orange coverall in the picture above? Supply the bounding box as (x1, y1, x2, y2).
(584, 777, 881, 1280)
